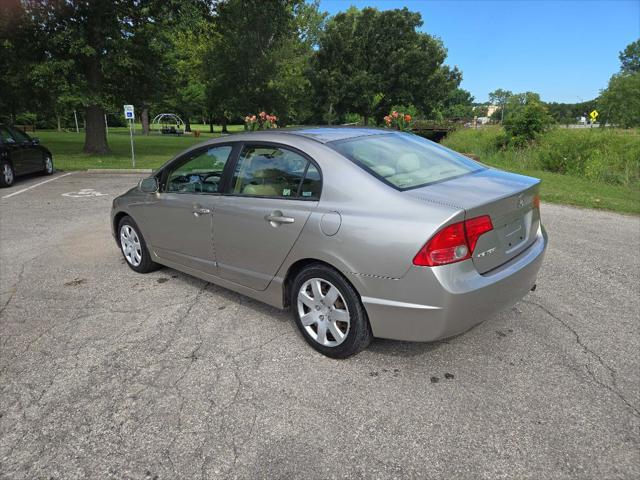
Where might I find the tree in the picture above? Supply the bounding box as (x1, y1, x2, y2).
(503, 93, 553, 145)
(599, 39, 640, 128)
(310, 7, 460, 125)
(599, 72, 640, 128)
(619, 39, 640, 74)
(0, 1, 37, 124)
(488, 88, 513, 123)
(204, 0, 303, 128)
(437, 88, 475, 120)
(23, 0, 195, 153)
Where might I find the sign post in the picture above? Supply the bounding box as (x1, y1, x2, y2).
(124, 104, 135, 167)
(589, 109, 598, 128)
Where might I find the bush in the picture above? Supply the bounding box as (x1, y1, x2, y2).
(534, 128, 640, 184)
(443, 126, 640, 186)
(503, 101, 554, 146)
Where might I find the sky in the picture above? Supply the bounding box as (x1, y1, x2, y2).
(319, 0, 640, 103)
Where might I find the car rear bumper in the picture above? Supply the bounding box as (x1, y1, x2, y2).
(360, 225, 547, 342)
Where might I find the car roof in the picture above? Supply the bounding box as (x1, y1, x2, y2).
(264, 126, 391, 144)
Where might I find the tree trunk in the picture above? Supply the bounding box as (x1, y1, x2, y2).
(141, 107, 150, 135)
(363, 114, 369, 126)
(209, 116, 214, 133)
(56, 113, 61, 132)
(83, 105, 110, 154)
(221, 117, 228, 133)
(184, 116, 191, 133)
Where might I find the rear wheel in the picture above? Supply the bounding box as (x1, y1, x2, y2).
(0, 161, 14, 187)
(117, 215, 158, 273)
(291, 264, 371, 358)
(43, 155, 54, 175)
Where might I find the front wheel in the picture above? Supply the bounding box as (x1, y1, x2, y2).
(117, 215, 158, 273)
(292, 264, 372, 358)
(43, 155, 54, 175)
(0, 161, 14, 187)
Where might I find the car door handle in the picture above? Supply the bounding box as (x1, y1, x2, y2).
(265, 213, 295, 224)
(193, 207, 211, 217)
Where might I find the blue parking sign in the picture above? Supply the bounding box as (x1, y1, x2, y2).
(124, 104, 134, 120)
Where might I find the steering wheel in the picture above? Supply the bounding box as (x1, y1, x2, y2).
(202, 173, 221, 184)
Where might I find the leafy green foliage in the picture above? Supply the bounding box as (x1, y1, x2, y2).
(204, 0, 304, 125)
(310, 7, 460, 124)
(502, 93, 554, 146)
(619, 39, 640, 74)
(444, 126, 639, 187)
(599, 72, 640, 128)
(598, 39, 640, 128)
(443, 126, 640, 214)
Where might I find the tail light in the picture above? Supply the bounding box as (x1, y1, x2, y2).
(413, 215, 493, 267)
(533, 194, 540, 209)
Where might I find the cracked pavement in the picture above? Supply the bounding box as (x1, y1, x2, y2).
(1, 172, 639, 479)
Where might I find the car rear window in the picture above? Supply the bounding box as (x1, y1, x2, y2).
(329, 132, 484, 190)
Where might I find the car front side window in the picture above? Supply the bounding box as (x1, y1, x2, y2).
(8, 127, 29, 143)
(0, 127, 16, 144)
(231, 145, 321, 199)
(165, 145, 232, 194)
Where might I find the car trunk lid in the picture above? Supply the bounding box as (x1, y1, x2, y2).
(406, 168, 541, 274)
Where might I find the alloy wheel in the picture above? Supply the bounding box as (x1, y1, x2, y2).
(45, 156, 53, 173)
(120, 224, 142, 267)
(3, 163, 13, 185)
(297, 278, 351, 347)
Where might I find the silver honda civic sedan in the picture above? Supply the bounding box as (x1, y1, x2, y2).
(111, 127, 547, 358)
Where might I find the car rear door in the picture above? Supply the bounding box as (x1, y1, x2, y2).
(212, 143, 322, 290)
(134, 144, 236, 274)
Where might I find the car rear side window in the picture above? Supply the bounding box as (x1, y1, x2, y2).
(330, 132, 484, 190)
(231, 145, 321, 199)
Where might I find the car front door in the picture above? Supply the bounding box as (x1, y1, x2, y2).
(0, 127, 25, 175)
(213, 143, 322, 290)
(9, 127, 41, 173)
(135, 144, 236, 274)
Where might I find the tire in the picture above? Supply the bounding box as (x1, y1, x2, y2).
(43, 155, 54, 175)
(0, 161, 15, 188)
(117, 215, 159, 273)
(291, 263, 372, 359)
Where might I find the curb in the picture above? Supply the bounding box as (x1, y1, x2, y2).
(86, 169, 152, 174)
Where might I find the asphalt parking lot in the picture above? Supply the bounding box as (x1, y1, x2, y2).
(1, 172, 638, 479)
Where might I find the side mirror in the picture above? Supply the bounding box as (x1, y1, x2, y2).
(139, 177, 159, 193)
(32, 137, 40, 144)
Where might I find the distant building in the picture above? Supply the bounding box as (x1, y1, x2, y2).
(486, 105, 499, 117)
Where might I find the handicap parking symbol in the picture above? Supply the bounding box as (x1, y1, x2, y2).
(62, 188, 109, 198)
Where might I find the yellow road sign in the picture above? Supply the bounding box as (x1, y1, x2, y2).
(590, 110, 599, 121)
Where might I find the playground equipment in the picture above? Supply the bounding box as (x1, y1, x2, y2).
(151, 113, 185, 135)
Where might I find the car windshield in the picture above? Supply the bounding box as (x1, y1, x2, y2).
(330, 132, 484, 190)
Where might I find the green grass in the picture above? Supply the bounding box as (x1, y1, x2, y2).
(443, 126, 640, 215)
(37, 126, 242, 171)
(35, 125, 640, 214)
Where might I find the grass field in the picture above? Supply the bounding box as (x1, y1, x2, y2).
(34, 125, 640, 214)
(443, 126, 640, 215)
(37, 126, 236, 170)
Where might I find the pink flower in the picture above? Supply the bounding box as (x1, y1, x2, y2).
(259, 111, 267, 119)
(392, 111, 399, 118)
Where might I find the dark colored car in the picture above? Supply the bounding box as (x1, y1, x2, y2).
(0, 124, 54, 187)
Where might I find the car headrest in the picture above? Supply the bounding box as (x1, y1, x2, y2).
(396, 153, 421, 173)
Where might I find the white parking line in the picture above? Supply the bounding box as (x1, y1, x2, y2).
(1, 172, 76, 199)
